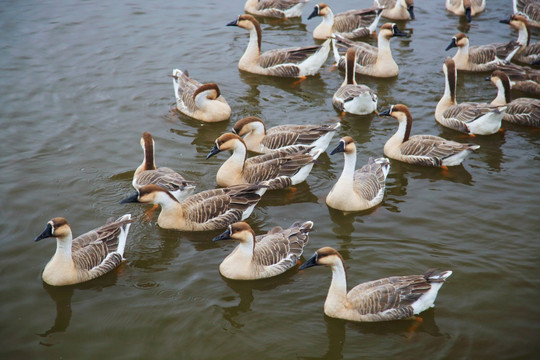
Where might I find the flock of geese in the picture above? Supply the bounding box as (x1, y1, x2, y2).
(34, 0, 539, 323)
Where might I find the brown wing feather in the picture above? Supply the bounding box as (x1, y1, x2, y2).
(505, 98, 540, 126)
(259, 45, 322, 69)
(353, 158, 387, 202)
(135, 167, 193, 193)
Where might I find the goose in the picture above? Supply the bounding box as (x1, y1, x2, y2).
(488, 70, 540, 127)
(206, 133, 322, 190)
(445, 33, 517, 72)
(34, 214, 133, 286)
(121, 184, 265, 231)
(227, 14, 331, 78)
(513, 0, 540, 28)
(374, 0, 414, 21)
(307, 3, 383, 40)
(379, 104, 480, 167)
(299, 247, 452, 322)
(244, 0, 310, 18)
(333, 23, 408, 78)
(213, 221, 312, 280)
(496, 63, 540, 96)
(326, 137, 390, 212)
(133, 132, 195, 201)
(232, 116, 340, 154)
(170, 69, 231, 122)
(445, 0, 485, 22)
(332, 47, 378, 115)
(435, 58, 505, 135)
(500, 14, 540, 65)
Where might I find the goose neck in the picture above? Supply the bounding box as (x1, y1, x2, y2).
(326, 260, 349, 307)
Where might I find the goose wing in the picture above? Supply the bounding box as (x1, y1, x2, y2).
(335, 35, 378, 67)
(135, 167, 194, 194)
(260, 45, 323, 68)
(515, 0, 540, 23)
(263, 124, 337, 149)
(519, 43, 540, 64)
(443, 103, 498, 124)
(176, 71, 201, 113)
(333, 84, 376, 108)
(353, 158, 388, 202)
(506, 98, 540, 126)
(255, 0, 305, 11)
(400, 135, 468, 166)
(468, 45, 499, 65)
(334, 8, 379, 33)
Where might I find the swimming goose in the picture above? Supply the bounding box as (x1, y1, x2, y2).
(121, 184, 265, 231)
(488, 70, 540, 127)
(445, 33, 515, 72)
(445, 0, 485, 22)
(332, 48, 378, 115)
(500, 14, 540, 65)
(133, 132, 195, 201)
(232, 116, 340, 154)
(244, 0, 310, 18)
(326, 137, 390, 212)
(34, 214, 133, 286)
(227, 14, 331, 78)
(374, 0, 414, 21)
(206, 133, 322, 190)
(213, 221, 312, 280)
(379, 104, 480, 167)
(495, 63, 540, 96)
(299, 247, 452, 322)
(513, 0, 540, 28)
(170, 69, 231, 122)
(333, 23, 408, 78)
(307, 3, 383, 40)
(435, 58, 505, 135)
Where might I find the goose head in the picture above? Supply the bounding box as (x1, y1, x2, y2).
(307, 3, 332, 20)
(227, 14, 259, 31)
(329, 136, 356, 155)
(193, 83, 221, 108)
(299, 246, 345, 270)
(446, 33, 468, 51)
(405, 0, 415, 20)
(232, 116, 266, 137)
(379, 23, 408, 39)
(35, 217, 71, 242)
(206, 133, 246, 159)
(500, 14, 530, 45)
(378, 104, 413, 141)
(120, 184, 178, 205)
(487, 70, 512, 104)
(463, 0, 472, 22)
(212, 222, 256, 244)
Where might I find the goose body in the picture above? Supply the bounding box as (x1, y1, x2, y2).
(489, 70, 540, 127)
(171, 69, 231, 122)
(500, 15, 540, 65)
(244, 0, 310, 18)
(133, 132, 195, 201)
(513, 0, 540, 28)
(333, 23, 408, 78)
(307, 3, 383, 40)
(374, 0, 414, 21)
(207, 133, 322, 190)
(121, 184, 265, 231)
(232, 116, 340, 154)
(333, 47, 378, 115)
(380, 104, 480, 167)
(299, 247, 452, 322)
(227, 14, 331, 78)
(496, 63, 540, 96)
(436, 58, 505, 135)
(446, 0, 485, 22)
(34, 215, 133, 286)
(326, 137, 390, 212)
(213, 221, 312, 280)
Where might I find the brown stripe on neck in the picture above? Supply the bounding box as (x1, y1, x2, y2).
(345, 48, 355, 85)
(193, 83, 220, 100)
(445, 58, 456, 103)
(494, 70, 512, 103)
(142, 132, 155, 170)
(239, 14, 261, 51)
(393, 104, 413, 142)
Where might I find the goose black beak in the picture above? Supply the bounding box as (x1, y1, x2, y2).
(329, 140, 345, 155)
(393, 25, 408, 37)
(34, 223, 53, 242)
(499, 17, 511, 24)
(299, 253, 318, 270)
(307, 7, 319, 20)
(213, 227, 231, 242)
(378, 108, 392, 117)
(206, 144, 221, 159)
(226, 19, 238, 27)
(465, 7, 472, 23)
(120, 192, 139, 204)
(408, 6, 415, 20)
(445, 38, 457, 51)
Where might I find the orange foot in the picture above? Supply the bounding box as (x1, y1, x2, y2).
(406, 316, 423, 339)
(292, 76, 307, 87)
(440, 165, 449, 176)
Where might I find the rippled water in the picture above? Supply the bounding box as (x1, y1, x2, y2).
(1, 0, 539, 358)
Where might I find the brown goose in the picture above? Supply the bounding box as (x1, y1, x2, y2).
(379, 104, 480, 167)
(213, 221, 312, 280)
(34, 214, 133, 286)
(299, 247, 452, 322)
(232, 116, 340, 154)
(307, 3, 383, 40)
(446, 0, 485, 22)
(513, 0, 540, 28)
(244, 0, 310, 18)
(121, 184, 265, 231)
(227, 14, 331, 78)
(500, 14, 540, 65)
(495, 63, 540, 96)
(488, 70, 540, 127)
(133, 132, 195, 201)
(374, 0, 414, 21)
(206, 133, 322, 190)
(170, 69, 231, 122)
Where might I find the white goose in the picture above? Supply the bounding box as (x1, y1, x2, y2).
(171, 69, 231, 122)
(206, 133, 322, 190)
(488, 70, 540, 127)
(34, 214, 133, 286)
(307, 3, 383, 40)
(121, 184, 265, 231)
(133, 132, 195, 201)
(232, 116, 340, 154)
(500, 14, 540, 65)
(446, 0, 485, 22)
(332, 47, 378, 115)
(374, 0, 414, 21)
(513, 0, 540, 28)
(299, 247, 452, 322)
(326, 137, 390, 212)
(379, 104, 480, 167)
(213, 221, 312, 280)
(333, 23, 408, 78)
(227, 14, 331, 78)
(436, 58, 505, 135)
(244, 0, 310, 18)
